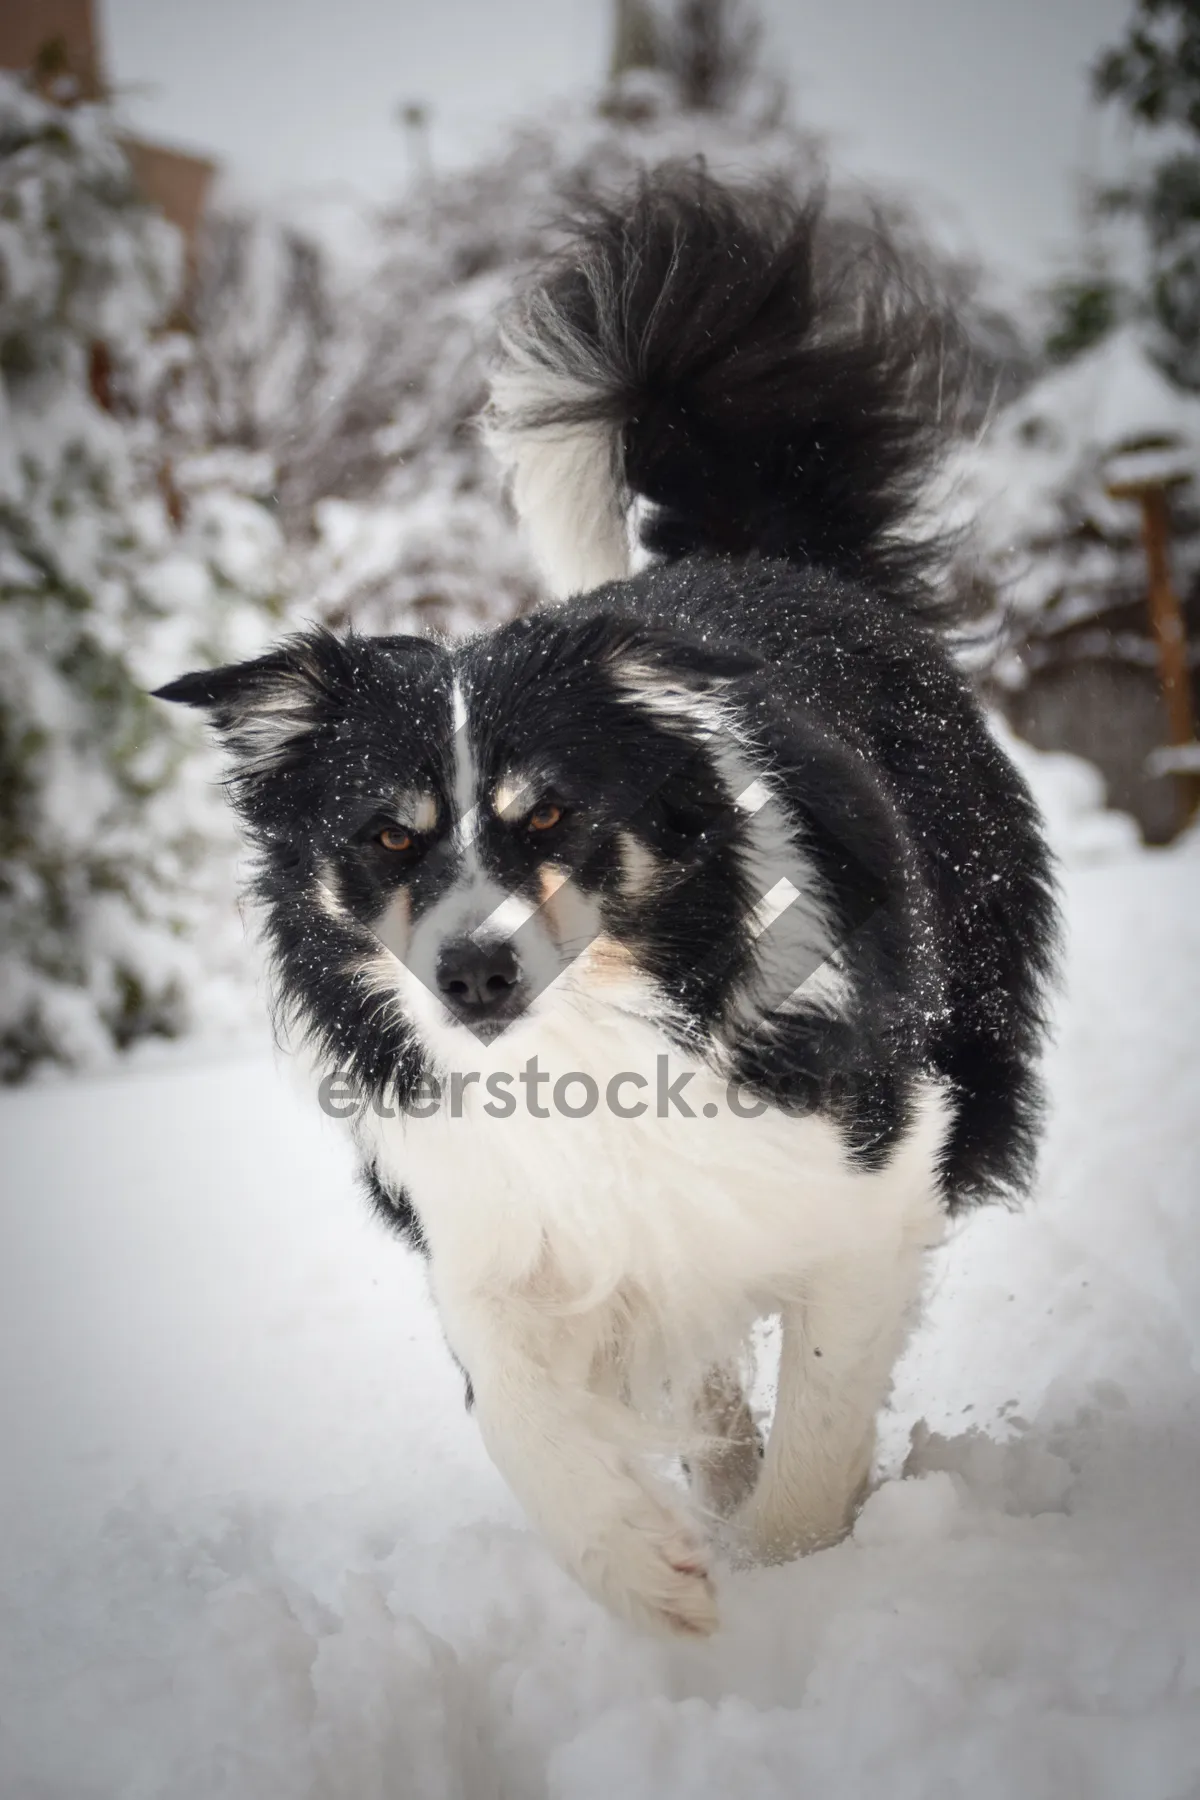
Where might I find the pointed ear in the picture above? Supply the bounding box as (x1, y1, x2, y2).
(592, 620, 761, 719)
(578, 614, 761, 688)
(152, 634, 336, 776)
(586, 620, 761, 743)
(153, 652, 293, 713)
(625, 630, 762, 684)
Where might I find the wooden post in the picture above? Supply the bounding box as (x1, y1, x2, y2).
(1107, 473, 1197, 824)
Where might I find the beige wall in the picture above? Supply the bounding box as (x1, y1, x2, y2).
(1, 1, 216, 259)
(119, 137, 216, 254)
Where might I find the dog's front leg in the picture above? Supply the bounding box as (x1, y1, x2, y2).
(738, 1235, 931, 1562)
(436, 1282, 718, 1637)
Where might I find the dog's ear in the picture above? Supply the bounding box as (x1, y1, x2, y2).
(154, 649, 302, 715)
(153, 630, 346, 778)
(571, 615, 761, 690)
(581, 620, 761, 734)
(617, 629, 761, 686)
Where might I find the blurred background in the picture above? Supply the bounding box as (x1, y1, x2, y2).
(1, 0, 1198, 1080)
(3, 11, 1200, 1792)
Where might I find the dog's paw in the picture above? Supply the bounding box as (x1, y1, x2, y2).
(733, 1489, 857, 1566)
(577, 1490, 719, 1638)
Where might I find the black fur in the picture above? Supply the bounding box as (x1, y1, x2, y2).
(157, 167, 1058, 1215)
(490, 166, 1058, 1200)
(158, 630, 442, 1112)
(552, 559, 1058, 1201)
(360, 1163, 426, 1251)
(360, 1164, 473, 1406)
(498, 166, 961, 622)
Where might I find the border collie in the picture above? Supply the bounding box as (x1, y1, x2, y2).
(157, 169, 1057, 1638)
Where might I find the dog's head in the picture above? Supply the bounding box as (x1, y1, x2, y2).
(156, 615, 835, 1088)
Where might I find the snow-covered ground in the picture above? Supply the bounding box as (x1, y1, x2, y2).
(2, 784, 1198, 1798)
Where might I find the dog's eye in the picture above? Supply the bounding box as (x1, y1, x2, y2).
(378, 827, 413, 852)
(527, 803, 563, 833)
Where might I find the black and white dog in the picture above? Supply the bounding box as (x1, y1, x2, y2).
(157, 170, 1057, 1637)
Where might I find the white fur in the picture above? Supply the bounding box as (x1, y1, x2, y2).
(314, 859, 349, 922)
(309, 655, 936, 1635)
(226, 687, 315, 777)
(352, 970, 948, 1635)
(493, 417, 630, 599)
(493, 772, 535, 820)
(616, 662, 851, 1023)
(307, 655, 903, 1632)
(486, 327, 631, 598)
(740, 1258, 931, 1563)
(475, 893, 536, 940)
(748, 876, 804, 937)
(408, 792, 440, 833)
(617, 829, 661, 898)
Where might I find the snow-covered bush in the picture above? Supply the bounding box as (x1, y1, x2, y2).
(178, 80, 829, 638)
(948, 328, 1200, 649)
(0, 77, 282, 1080)
(174, 37, 1023, 641)
(945, 327, 1200, 838)
(303, 80, 1028, 635)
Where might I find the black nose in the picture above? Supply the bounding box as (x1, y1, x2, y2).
(435, 937, 521, 1019)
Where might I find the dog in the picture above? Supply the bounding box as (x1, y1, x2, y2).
(156, 168, 1057, 1638)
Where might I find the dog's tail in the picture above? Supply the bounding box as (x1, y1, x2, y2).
(486, 165, 959, 618)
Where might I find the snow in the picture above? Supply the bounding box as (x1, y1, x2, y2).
(1147, 742, 1200, 777)
(1, 756, 1198, 1798)
(942, 326, 1200, 647)
(991, 716, 1145, 865)
(965, 329, 1200, 550)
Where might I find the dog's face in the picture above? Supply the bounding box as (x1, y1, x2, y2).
(157, 617, 774, 1079)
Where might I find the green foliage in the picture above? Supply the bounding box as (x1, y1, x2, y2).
(1087, 0, 1200, 387)
(1093, 0, 1200, 130)
(1044, 274, 1128, 364)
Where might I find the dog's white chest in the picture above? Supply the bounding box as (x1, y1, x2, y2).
(357, 1005, 948, 1357)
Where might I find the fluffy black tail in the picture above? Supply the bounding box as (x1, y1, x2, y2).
(486, 165, 959, 617)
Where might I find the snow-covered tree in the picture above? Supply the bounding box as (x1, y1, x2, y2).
(179, 205, 342, 472)
(1044, 0, 1200, 387)
(945, 327, 1200, 837)
(0, 75, 283, 1079)
(1093, 0, 1200, 389)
